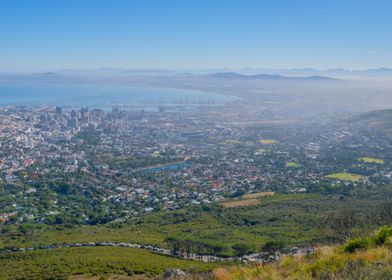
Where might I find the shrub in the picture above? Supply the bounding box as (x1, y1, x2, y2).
(344, 237, 371, 253)
(373, 226, 392, 246)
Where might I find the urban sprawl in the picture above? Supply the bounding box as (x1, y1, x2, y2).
(1, 103, 391, 225)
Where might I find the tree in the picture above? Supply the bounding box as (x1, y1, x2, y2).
(194, 242, 205, 260)
(212, 243, 226, 259)
(262, 240, 285, 260)
(165, 237, 181, 256)
(183, 239, 194, 259)
(19, 223, 34, 240)
(232, 243, 253, 262)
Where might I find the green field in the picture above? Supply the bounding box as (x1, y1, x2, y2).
(286, 162, 302, 168)
(258, 139, 277, 144)
(0, 247, 216, 279)
(359, 157, 384, 164)
(325, 172, 364, 182)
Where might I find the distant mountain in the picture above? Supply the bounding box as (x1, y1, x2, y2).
(359, 68, 392, 75)
(206, 72, 340, 81)
(324, 67, 392, 76)
(45, 67, 392, 79)
(208, 72, 246, 78)
(229, 67, 392, 78)
(38, 72, 57, 75)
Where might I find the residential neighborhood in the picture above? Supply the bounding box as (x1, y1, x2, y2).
(1, 103, 391, 225)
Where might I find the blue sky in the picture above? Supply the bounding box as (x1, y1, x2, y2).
(1, 0, 392, 71)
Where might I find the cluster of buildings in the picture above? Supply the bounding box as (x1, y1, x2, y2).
(1, 103, 391, 224)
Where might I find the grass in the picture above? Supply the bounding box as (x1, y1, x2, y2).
(221, 198, 260, 208)
(359, 157, 384, 164)
(325, 172, 364, 182)
(222, 191, 275, 208)
(0, 247, 216, 280)
(286, 162, 302, 168)
(213, 247, 392, 280)
(258, 139, 277, 144)
(213, 226, 392, 280)
(242, 192, 275, 199)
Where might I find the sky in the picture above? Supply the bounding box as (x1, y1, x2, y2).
(1, 0, 392, 72)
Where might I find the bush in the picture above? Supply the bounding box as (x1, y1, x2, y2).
(373, 226, 392, 246)
(344, 237, 371, 253)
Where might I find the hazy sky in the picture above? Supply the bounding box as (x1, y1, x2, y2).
(1, 0, 392, 71)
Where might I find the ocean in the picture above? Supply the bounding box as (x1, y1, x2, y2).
(0, 83, 237, 111)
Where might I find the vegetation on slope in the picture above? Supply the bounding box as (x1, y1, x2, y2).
(213, 226, 392, 280)
(3, 190, 391, 256)
(2, 187, 392, 279)
(0, 247, 216, 280)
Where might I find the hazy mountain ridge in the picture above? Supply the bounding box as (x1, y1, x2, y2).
(2, 68, 392, 88)
(0, 70, 342, 83)
(207, 72, 340, 81)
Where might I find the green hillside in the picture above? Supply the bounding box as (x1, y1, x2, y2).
(0, 247, 216, 279)
(213, 226, 392, 280)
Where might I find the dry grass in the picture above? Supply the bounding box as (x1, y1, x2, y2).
(222, 198, 260, 208)
(242, 192, 275, 199)
(359, 157, 384, 164)
(222, 192, 275, 208)
(213, 245, 392, 280)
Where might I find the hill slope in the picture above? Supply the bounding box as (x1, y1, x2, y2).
(213, 226, 392, 280)
(349, 109, 392, 135)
